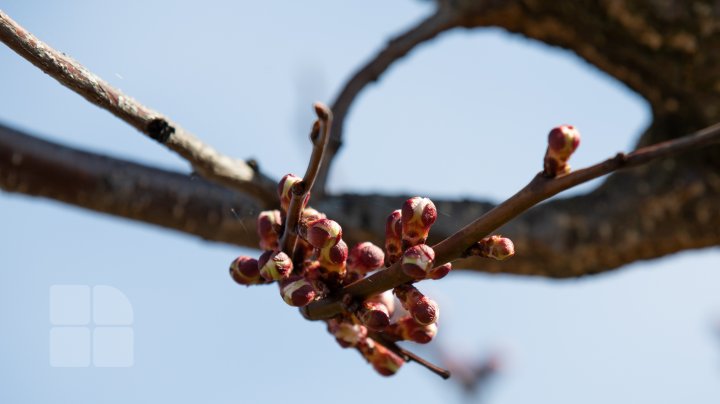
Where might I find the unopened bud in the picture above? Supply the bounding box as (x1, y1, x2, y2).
(428, 262, 452, 280)
(401, 197, 437, 248)
(327, 319, 368, 348)
(467, 235, 515, 261)
(258, 250, 294, 281)
(277, 173, 309, 212)
(401, 244, 435, 280)
(347, 242, 385, 276)
(279, 275, 316, 306)
(361, 340, 404, 377)
(385, 210, 403, 264)
(543, 125, 580, 177)
(358, 294, 393, 331)
(394, 284, 439, 325)
(256, 210, 282, 250)
(387, 316, 438, 344)
(301, 207, 326, 223)
(229, 256, 265, 285)
(303, 218, 342, 249)
(318, 239, 348, 274)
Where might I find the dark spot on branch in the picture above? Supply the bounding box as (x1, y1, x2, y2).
(291, 181, 307, 196)
(246, 159, 259, 172)
(147, 118, 174, 143)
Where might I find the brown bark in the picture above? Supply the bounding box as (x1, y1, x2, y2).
(0, 9, 277, 205)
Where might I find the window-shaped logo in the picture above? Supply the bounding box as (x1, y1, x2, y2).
(50, 285, 134, 368)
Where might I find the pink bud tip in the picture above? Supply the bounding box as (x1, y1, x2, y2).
(387, 316, 438, 344)
(428, 262, 452, 280)
(347, 242, 385, 275)
(401, 197, 437, 248)
(258, 250, 294, 281)
(401, 244, 435, 280)
(321, 239, 348, 265)
(359, 299, 391, 331)
(394, 284, 439, 325)
(277, 173, 309, 212)
(256, 210, 282, 251)
(305, 218, 343, 249)
(279, 275, 316, 306)
(544, 125, 581, 177)
(548, 125, 581, 154)
(327, 319, 368, 348)
(301, 207, 326, 223)
(474, 235, 515, 261)
(229, 256, 264, 285)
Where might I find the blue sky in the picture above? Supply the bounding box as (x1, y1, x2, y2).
(1, 1, 719, 403)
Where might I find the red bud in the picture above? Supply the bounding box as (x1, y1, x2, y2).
(258, 250, 294, 281)
(401, 244, 435, 280)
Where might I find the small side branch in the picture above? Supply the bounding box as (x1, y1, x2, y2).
(314, 7, 460, 194)
(302, 122, 720, 320)
(0, 10, 276, 205)
(280, 103, 333, 254)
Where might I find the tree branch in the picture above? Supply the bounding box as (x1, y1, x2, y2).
(314, 6, 461, 194)
(280, 103, 333, 254)
(2, 122, 718, 279)
(0, 9, 277, 205)
(300, 123, 720, 320)
(0, 122, 262, 245)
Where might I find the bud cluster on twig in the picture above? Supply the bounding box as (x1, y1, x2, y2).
(224, 106, 570, 379)
(229, 182, 519, 376)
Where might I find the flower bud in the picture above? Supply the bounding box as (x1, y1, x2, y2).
(258, 250, 294, 281)
(543, 125, 580, 177)
(401, 197, 437, 248)
(327, 319, 368, 348)
(467, 235, 515, 261)
(229, 256, 264, 285)
(357, 293, 393, 331)
(394, 284, 439, 325)
(387, 316, 438, 344)
(303, 218, 342, 249)
(347, 242, 385, 276)
(256, 210, 282, 250)
(301, 207, 326, 223)
(279, 275, 316, 306)
(385, 210, 403, 264)
(318, 239, 348, 274)
(277, 173, 310, 213)
(361, 340, 404, 376)
(401, 244, 435, 280)
(428, 262, 452, 280)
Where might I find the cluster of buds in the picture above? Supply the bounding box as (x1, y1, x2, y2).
(543, 124, 581, 177)
(323, 196, 446, 375)
(223, 123, 587, 377)
(229, 173, 518, 377)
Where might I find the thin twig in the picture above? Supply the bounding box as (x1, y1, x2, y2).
(279, 103, 333, 255)
(314, 7, 460, 194)
(301, 121, 720, 320)
(0, 10, 277, 205)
